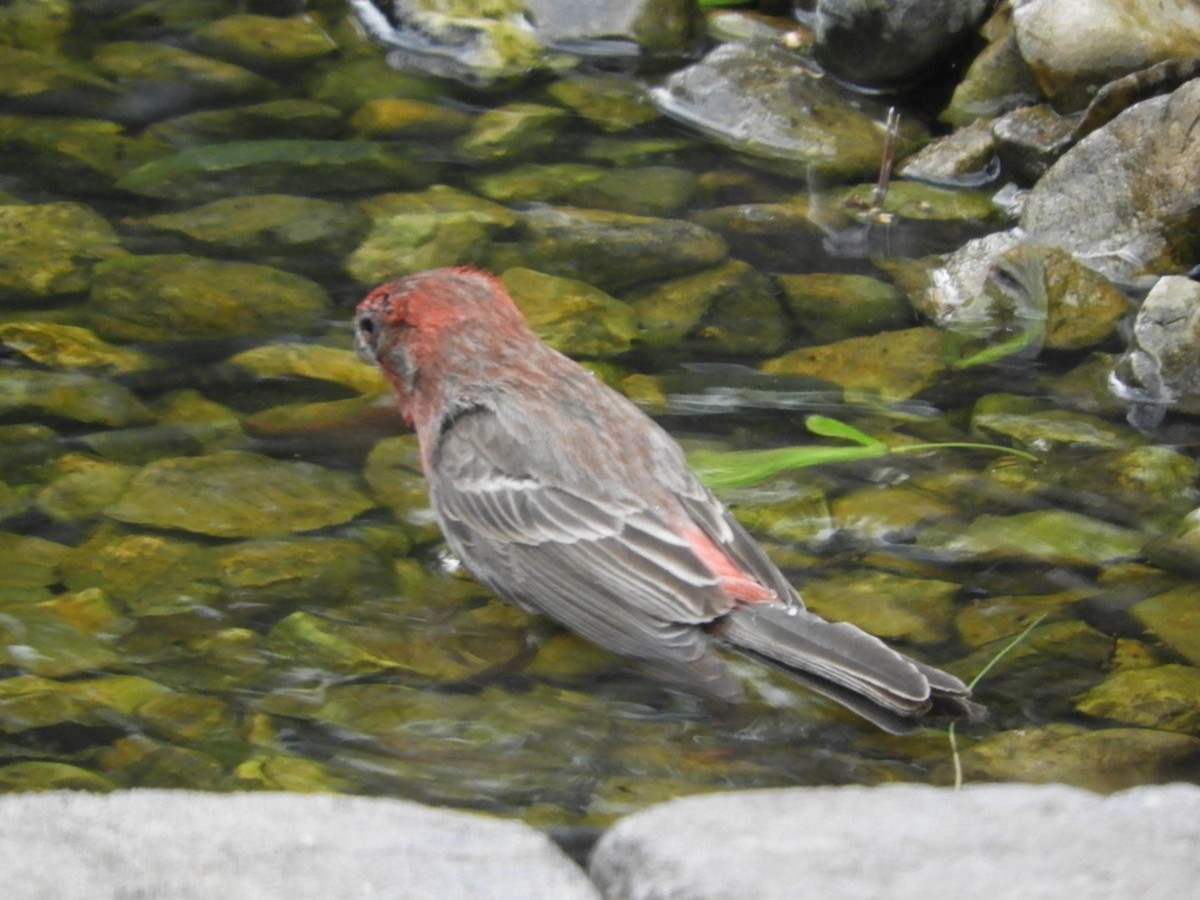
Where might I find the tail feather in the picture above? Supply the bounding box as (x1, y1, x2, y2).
(717, 604, 981, 731)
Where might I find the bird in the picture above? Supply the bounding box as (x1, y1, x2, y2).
(354, 266, 981, 732)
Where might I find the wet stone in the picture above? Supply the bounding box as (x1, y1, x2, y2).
(459, 102, 570, 162)
(651, 40, 927, 179)
(0, 114, 169, 193)
(471, 162, 608, 205)
(829, 485, 956, 543)
(0, 606, 121, 677)
(0, 369, 153, 428)
(896, 119, 999, 186)
(566, 166, 699, 218)
(0, 323, 154, 374)
(305, 54, 441, 112)
(104, 450, 376, 539)
(0, 0, 72, 54)
(500, 267, 637, 357)
(123, 194, 370, 276)
(628, 259, 789, 355)
(0, 533, 70, 604)
(495, 205, 727, 291)
(991, 103, 1079, 185)
(1130, 585, 1200, 667)
(350, 98, 473, 139)
(212, 537, 392, 608)
(952, 723, 1200, 792)
(228, 344, 387, 396)
(1075, 664, 1200, 734)
(0, 761, 117, 792)
(86, 254, 330, 342)
(35, 454, 138, 523)
(801, 570, 958, 645)
(0, 45, 117, 117)
(921, 509, 1143, 567)
(144, 99, 345, 148)
(60, 530, 220, 617)
(971, 393, 1142, 452)
(90, 40, 275, 122)
(189, 13, 339, 73)
(545, 73, 660, 133)
(117, 140, 438, 203)
(0, 202, 125, 303)
(761, 327, 951, 402)
(776, 273, 911, 344)
(363, 435, 439, 545)
(1111, 276, 1200, 417)
(955, 590, 1089, 648)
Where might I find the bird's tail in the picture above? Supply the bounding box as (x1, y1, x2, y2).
(716, 604, 984, 734)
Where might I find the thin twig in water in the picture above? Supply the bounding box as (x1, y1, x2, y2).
(870, 107, 900, 214)
(949, 613, 1048, 790)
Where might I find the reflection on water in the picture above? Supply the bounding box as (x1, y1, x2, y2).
(1, 3, 1198, 826)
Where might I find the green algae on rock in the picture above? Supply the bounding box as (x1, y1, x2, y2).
(0, 202, 125, 303)
(762, 327, 952, 401)
(0, 323, 155, 374)
(188, 13, 339, 73)
(86, 254, 330, 342)
(494, 205, 728, 291)
(1076, 664, 1200, 734)
(117, 140, 438, 202)
(629, 259, 789, 355)
(776, 273, 912, 345)
(948, 723, 1200, 792)
(500, 267, 637, 357)
(123, 195, 370, 273)
(104, 450, 375, 538)
(0, 369, 153, 428)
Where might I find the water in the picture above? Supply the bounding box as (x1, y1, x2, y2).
(1, 4, 1198, 829)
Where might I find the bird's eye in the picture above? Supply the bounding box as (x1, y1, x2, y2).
(358, 317, 375, 335)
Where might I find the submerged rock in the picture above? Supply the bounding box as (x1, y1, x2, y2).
(189, 13, 339, 73)
(90, 40, 275, 123)
(953, 723, 1200, 792)
(776, 273, 911, 344)
(651, 40, 927, 179)
(628, 259, 789, 355)
(0, 323, 155, 374)
(762, 327, 951, 401)
(1021, 77, 1200, 284)
(86, 254, 330, 342)
(0, 202, 125, 303)
(104, 450, 375, 538)
(1131, 585, 1200, 667)
(347, 187, 518, 286)
(921, 508, 1143, 567)
(0, 370, 152, 428)
(0, 113, 168, 193)
(123, 195, 370, 274)
(1110, 276, 1200, 419)
(813, 0, 991, 89)
(1076, 664, 1200, 734)
(495, 205, 727, 291)
(500, 267, 637, 357)
(1012, 0, 1200, 112)
(117, 140, 438, 203)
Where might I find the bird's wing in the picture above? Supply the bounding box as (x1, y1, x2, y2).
(428, 404, 745, 695)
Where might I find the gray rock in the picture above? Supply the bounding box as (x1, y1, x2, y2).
(591, 783, 1200, 900)
(1021, 77, 1200, 285)
(814, 0, 991, 88)
(1111, 276, 1200, 416)
(1012, 0, 1200, 112)
(651, 40, 927, 179)
(0, 790, 599, 900)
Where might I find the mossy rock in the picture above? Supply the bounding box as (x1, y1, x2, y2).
(0, 202, 125, 303)
(500, 267, 637, 357)
(86, 254, 330, 342)
(104, 450, 376, 538)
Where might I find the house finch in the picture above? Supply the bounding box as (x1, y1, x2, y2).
(355, 267, 979, 731)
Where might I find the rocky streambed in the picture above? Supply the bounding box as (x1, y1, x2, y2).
(1, 0, 1199, 860)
